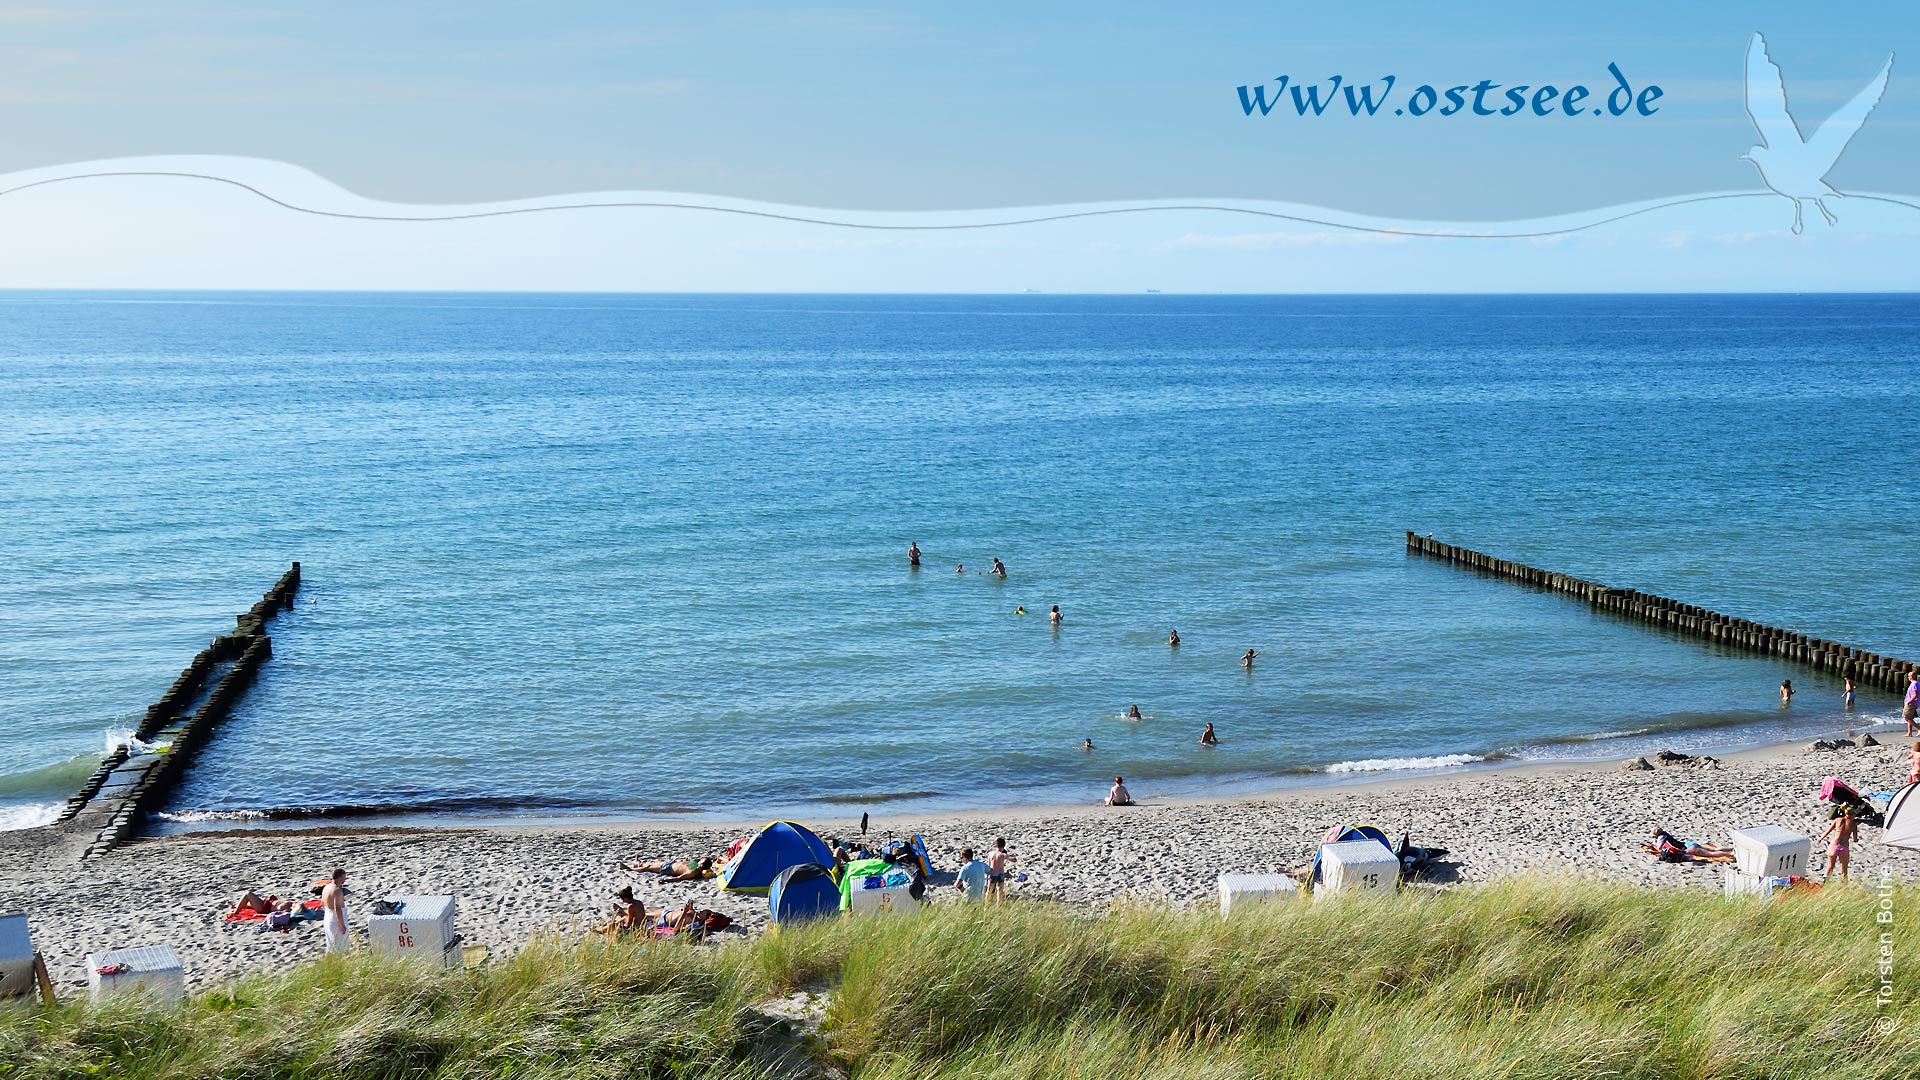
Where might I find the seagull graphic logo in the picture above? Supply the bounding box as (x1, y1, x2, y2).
(1743, 32, 1893, 234)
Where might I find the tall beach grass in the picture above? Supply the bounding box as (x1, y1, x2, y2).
(2, 876, 1912, 1079)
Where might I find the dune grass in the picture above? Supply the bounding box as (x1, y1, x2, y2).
(2, 876, 1912, 1079)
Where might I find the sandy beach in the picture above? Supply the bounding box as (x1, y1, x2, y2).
(4, 734, 1916, 995)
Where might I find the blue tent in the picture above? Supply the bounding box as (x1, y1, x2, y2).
(718, 821, 834, 894)
(769, 863, 840, 924)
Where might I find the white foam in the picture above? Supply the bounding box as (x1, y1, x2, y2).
(1323, 753, 1483, 774)
(105, 728, 162, 756)
(153, 809, 266, 824)
(0, 803, 59, 832)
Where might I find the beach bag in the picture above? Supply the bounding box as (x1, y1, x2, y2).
(701, 911, 733, 932)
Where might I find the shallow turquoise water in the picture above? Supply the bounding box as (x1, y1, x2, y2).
(1, 292, 1915, 827)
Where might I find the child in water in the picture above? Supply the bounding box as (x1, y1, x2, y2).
(1843, 677, 1855, 709)
(1780, 679, 1794, 704)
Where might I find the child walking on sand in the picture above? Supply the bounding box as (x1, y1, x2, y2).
(1819, 807, 1858, 883)
(984, 838, 1017, 900)
(1908, 741, 1920, 786)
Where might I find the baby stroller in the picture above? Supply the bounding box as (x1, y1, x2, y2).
(1819, 776, 1885, 828)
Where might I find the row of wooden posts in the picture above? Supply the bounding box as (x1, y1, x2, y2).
(1408, 532, 1918, 694)
(58, 563, 300, 857)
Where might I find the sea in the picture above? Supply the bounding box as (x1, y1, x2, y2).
(2, 292, 1916, 832)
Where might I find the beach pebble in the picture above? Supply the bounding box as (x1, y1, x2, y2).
(1622, 757, 1654, 771)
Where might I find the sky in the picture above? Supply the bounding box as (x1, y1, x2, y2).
(0, 2, 1915, 290)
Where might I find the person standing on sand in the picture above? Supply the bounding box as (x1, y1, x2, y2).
(1843, 677, 1855, 709)
(320, 867, 349, 955)
(953, 847, 988, 902)
(1105, 776, 1134, 806)
(1050, 605, 1062, 627)
(1780, 679, 1794, 705)
(1241, 648, 1257, 670)
(1199, 723, 1218, 746)
(984, 838, 1017, 900)
(1819, 807, 1857, 883)
(1905, 672, 1919, 736)
(908, 542, 920, 568)
(1168, 628, 1180, 647)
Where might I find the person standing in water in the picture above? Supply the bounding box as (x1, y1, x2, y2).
(955, 563, 964, 574)
(1780, 679, 1795, 705)
(1199, 723, 1218, 746)
(1843, 676, 1856, 709)
(908, 542, 920, 567)
(1082, 738, 1094, 752)
(1240, 648, 1258, 670)
(1049, 605, 1062, 627)
(990, 557, 1007, 577)
(1167, 628, 1180, 647)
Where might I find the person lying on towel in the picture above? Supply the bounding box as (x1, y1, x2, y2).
(1643, 827, 1736, 863)
(619, 856, 718, 881)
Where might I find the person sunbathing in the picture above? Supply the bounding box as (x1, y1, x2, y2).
(1644, 827, 1736, 863)
(593, 886, 650, 935)
(619, 856, 717, 881)
(228, 889, 276, 915)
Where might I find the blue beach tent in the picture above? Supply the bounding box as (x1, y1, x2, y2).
(717, 821, 835, 894)
(768, 863, 841, 924)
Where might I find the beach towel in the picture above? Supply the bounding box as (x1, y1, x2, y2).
(226, 899, 323, 923)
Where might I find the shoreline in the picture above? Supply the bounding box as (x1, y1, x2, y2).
(6, 726, 1917, 994)
(134, 714, 1912, 838)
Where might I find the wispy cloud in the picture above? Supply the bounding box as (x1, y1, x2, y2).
(1157, 230, 1411, 251)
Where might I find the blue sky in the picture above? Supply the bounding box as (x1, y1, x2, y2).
(0, 3, 1914, 289)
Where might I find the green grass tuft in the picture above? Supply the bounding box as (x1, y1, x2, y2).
(2, 877, 1912, 1079)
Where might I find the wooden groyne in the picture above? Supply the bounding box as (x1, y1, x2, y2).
(57, 563, 301, 857)
(1407, 532, 1919, 693)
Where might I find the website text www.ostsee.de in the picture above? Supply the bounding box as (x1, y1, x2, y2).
(1237, 62, 1662, 119)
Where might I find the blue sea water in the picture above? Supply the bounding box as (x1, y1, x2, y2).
(2, 292, 1917, 829)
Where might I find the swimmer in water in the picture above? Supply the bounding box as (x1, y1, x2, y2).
(908, 541, 920, 567)
(1083, 738, 1094, 752)
(990, 557, 1006, 577)
(1199, 722, 1218, 746)
(1240, 648, 1257, 670)
(1015, 606, 1026, 616)
(1126, 704, 1142, 720)
(1050, 605, 1062, 627)
(1167, 628, 1180, 647)
(955, 563, 964, 574)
